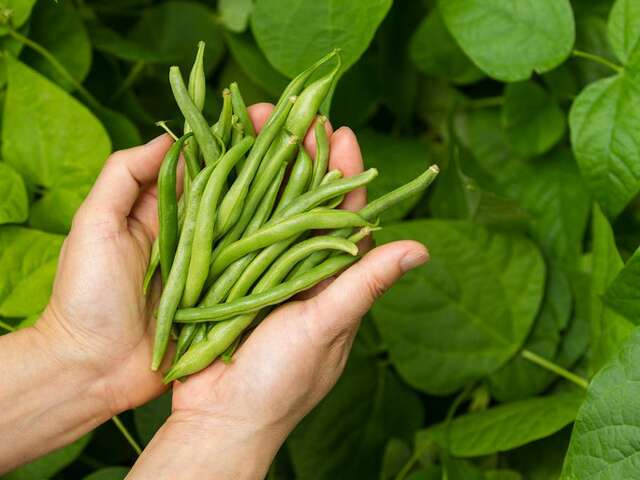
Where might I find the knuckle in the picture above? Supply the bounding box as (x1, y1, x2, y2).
(365, 273, 390, 301)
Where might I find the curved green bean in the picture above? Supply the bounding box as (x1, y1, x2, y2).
(158, 133, 192, 284)
(310, 116, 329, 189)
(143, 238, 160, 295)
(274, 147, 313, 214)
(183, 136, 255, 307)
(321, 169, 342, 185)
(151, 164, 214, 371)
(183, 41, 206, 179)
(169, 66, 221, 167)
(212, 88, 232, 147)
(174, 254, 357, 324)
(211, 209, 371, 277)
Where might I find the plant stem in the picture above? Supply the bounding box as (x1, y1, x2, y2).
(572, 49, 623, 74)
(111, 414, 143, 455)
(155, 121, 179, 140)
(5, 27, 102, 111)
(0, 319, 15, 332)
(521, 349, 589, 390)
(111, 60, 146, 101)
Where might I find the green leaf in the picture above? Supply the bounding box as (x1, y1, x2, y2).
(380, 438, 411, 480)
(0, 0, 36, 33)
(0, 227, 63, 317)
(560, 326, 640, 479)
(3, 433, 91, 480)
(607, 0, 640, 67)
(288, 341, 423, 480)
(2, 56, 111, 233)
(129, 1, 225, 74)
(219, 0, 253, 33)
(574, 15, 617, 85)
(331, 53, 380, 128)
(82, 467, 129, 480)
(407, 467, 442, 480)
(372, 220, 545, 394)
(485, 470, 523, 480)
(21, 0, 91, 89)
(88, 23, 170, 63)
(417, 393, 584, 457)
(224, 31, 288, 98)
(440, 0, 576, 82)
(508, 429, 571, 480)
(95, 107, 142, 151)
(134, 392, 172, 445)
(589, 204, 634, 373)
(488, 266, 572, 401)
(0, 162, 28, 225)
(409, 7, 483, 85)
(501, 81, 566, 157)
(358, 130, 435, 222)
(0, 26, 24, 87)
(251, 0, 392, 77)
(569, 73, 640, 218)
(604, 246, 640, 322)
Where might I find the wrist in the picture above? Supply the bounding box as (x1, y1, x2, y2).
(129, 409, 288, 480)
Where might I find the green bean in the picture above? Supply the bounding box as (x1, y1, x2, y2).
(291, 165, 440, 278)
(310, 116, 329, 189)
(158, 133, 192, 284)
(201, 163, 287, 304)
(143, 239, 160, 294)
(210, 209, 371, 277)
(208, 133, 300, 270)
(151, 164, 214, 371)
(285, 56, 341, 138)
(183, 41, 206, 179)
(212, 88, 232, 147)
(174, 254, 357, 323)
(256, 236, 358, 289)
(169, 66, 221, 167)
(230, 116, 243, 146)
(229, 82, 255, 137)
(271, 168, 378, 222)
(183, 136, 255, 307)
(221, 335, 242, 364)
(177, 163, 288, 356)
(274, 147, 313, 214)
(321, 169, 342, 185)
(214, 96, 296, 237)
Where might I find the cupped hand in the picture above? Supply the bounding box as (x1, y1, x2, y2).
(39, 134, 175, 414)
(170, 105, 428, 444)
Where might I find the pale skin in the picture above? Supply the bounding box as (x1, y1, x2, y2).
(0, 104, 428, 479)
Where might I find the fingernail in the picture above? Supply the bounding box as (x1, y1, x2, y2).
(146, 134, 166, 145)
(400, 248, 428, 273)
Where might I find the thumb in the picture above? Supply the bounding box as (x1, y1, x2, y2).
(305, 240, 428, 343)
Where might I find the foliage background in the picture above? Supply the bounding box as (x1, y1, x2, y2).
(1, 0, 640, 478)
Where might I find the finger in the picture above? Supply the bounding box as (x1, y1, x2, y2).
(247, 103, 275, 133)
(328, 127, 366, 211)
(305, 241, 428, 343)
(76, 134, 173, 226)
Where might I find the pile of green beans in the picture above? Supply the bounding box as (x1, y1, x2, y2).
(145, 42, 439, 380)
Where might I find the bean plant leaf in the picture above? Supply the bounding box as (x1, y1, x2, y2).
(0, 227, 63, 317)
(21, 0, 92, 89)
(607, 0, 640, 68)
(251, 0, 392, 77)
(0, 163, 28, 225)
(288, 341, 423, 480)
(0, 0, 36, 33)
(331, 53, 380, 128)
(439, 0, 576, 82)
(219, 0, 253, 33)
(372, 220, 545, 394)
(409, 7, 484, 85)
(88, 24, 170, 63)
(129, 1, 225, 73)
(417, 393, 584, 457)
(501, 81, 566, 157)
(560, 327, 640, 479)
(133, 392, 172, 445)
(3, 434, 91, 480)
(2, 56, 111, 233)
(604, 246, 640, 323)
(574, 15, 617, 85)
(359, 130, 435, 222)
(569, 73, 640, 218)
(224, 31, 288, 98)
(82, 467, 130, 480)
(589, 204, 633, 373)
(488, 266, 573, 401)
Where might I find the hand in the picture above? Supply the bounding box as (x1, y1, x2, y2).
(38, 134, 175, 414)
(132, 105, 428, 479)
